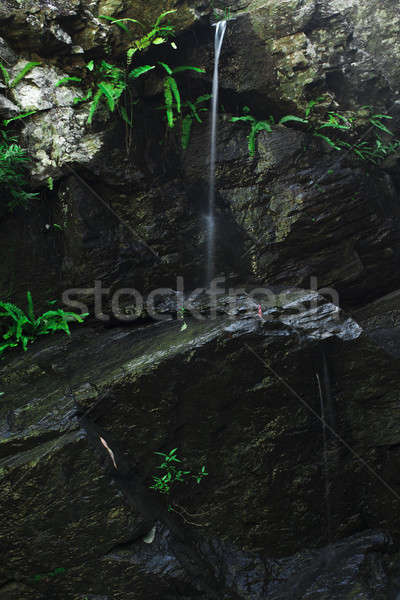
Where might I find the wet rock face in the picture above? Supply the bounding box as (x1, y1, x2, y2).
(0, 0, 399, 308)
(0, 291, 400, 598)
(0, 1, 400, 598)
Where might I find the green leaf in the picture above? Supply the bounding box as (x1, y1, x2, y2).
(99, 15, 130, 33)
(26, 291, 34, 321)
(128, 65, 155, 79)
(254, 120, 272, 133)
(86, 60, 94, 72)
(172, 65, 205, 74)
(0, 61, 10, 86)
(73, 90, 92, 105)
(107, 17, 145, 29)
(159, 61, 173, 75)
(3, 111, 37, 127)
(10, 62, 41, 88)
(163, 78, 174, 127)
(98, 82, 116, 112)
(313, 133, 341, 150)
(55, 76, 82, 87)
(279, 115, 308, 125)
(370, 118, 393, 135)
(231, 115, 254, 123)
(87, 88, 103, 124)
(154, 9, 176, 27)
(167, 76, 180, 114)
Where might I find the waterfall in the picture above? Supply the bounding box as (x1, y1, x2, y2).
(206, 20, 227, 287)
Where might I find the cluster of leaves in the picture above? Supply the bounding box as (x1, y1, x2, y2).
(0, 61, 42, 210)
(0, 129, 38, 210)
(56, 10, 206, 149)
(158, 62, 206, 131)
(0, 292, 88, 356)
(100, 9, 177, 64)
(150, 448, 208, 497)
(231, 99, 399, 164)
(0, 60, 40, 91)
(231, 106, 307, 156)
(211, 1, 232, 21)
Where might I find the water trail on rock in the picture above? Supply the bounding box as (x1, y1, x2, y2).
(206, 20, 227, 287)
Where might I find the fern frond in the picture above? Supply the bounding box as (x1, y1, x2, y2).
(128, 65, 155, 79)
(0, 62, 10, 86)
(313, 133, 341, 150)
(87, 88, 104, 124)
(3, 111, 37, 127)
(55, 76, 82, 87)
(10, 62, 41, 88)
(279, 115, 308, 125)
(167, 76, 180, 114)
(163, 78, 174, 127)
(159, 62, 173, 75)
(181, 114, 193, 150)
(154, 9, 176, 27)
(248, 125, 257, 156)
(172, 66, 205, 74)
(99, 15, 130, 33)
(26, 291, 35, 321)
(98, 82, 116, 112)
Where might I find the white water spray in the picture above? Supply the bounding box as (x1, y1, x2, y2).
(206, 20, 227, 287)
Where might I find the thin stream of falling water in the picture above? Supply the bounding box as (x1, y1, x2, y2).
(206, 20, 227, 287)
(316, 371, 333, 559)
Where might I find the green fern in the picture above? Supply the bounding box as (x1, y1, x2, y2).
(55, 76, 82, 87)
(128, 65, 155, 79)
(3, 110, 37, 127)
(231, 108, 273, 156)
(0, 62, 10, 86)
(0, 129, 38, 209)
(10, 62, 41, 88)
(87, 88, 103, 124)
(0, 292, 88, 356)
(279, 115, 308, 125)
(180, 94, 211, 150)
(100, 10, 176, 64)
(163, 78, 174, 127)
(159, 63, 205, 129)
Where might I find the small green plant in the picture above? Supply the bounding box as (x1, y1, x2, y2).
(211, 1, 232, 21)
(0, 292, 88, 356)
(158, 62, 206, 128)
(159, 93, 211, 148)
(231, 106, 307, 156)
(150, 448, 208, 506)
(0, 129, 38, 210)
(0, 60, 41, 90)
(100, 9, 177, 64)
(180, 95, 211, 150)
(55, 76, 82, 87)
(86, 60, 154, 125)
